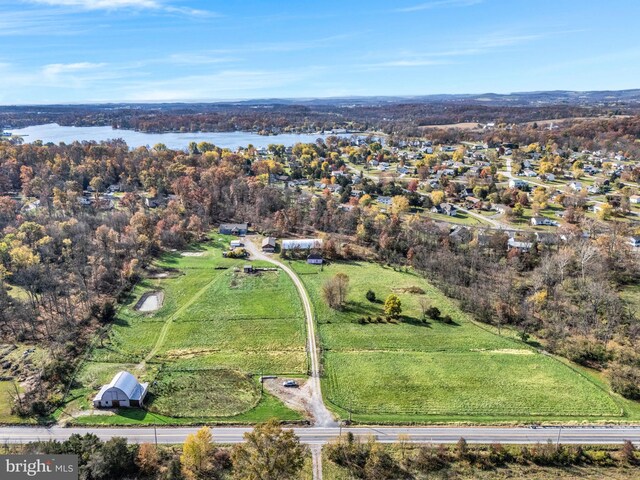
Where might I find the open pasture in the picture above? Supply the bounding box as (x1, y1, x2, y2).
(292, 260, 625, 423)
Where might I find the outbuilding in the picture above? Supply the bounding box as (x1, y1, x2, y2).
(307, 253, 324, 265)
(261, 237, 277, 253)
(282, 239, 323, 250)
(93, 371, 148, 408)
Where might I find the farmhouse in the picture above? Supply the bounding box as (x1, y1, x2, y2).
(261, 237, 277, 253)
(282, 238, 323, 250)
(219, 223, 248, 235)
(307, 253, 324, 265)
(93, 371, 148, 408)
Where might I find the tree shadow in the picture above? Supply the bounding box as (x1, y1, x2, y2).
(400, 316, 433, 328)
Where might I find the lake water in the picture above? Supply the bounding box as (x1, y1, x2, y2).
(8, 123, 350, 150)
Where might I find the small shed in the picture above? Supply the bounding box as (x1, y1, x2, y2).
(93, 371, 148, 408)
(262, 237, 277, 253)
(243, 265, 255, 273)
(307, 253, 324, 265)
(230, 240, 244, 248)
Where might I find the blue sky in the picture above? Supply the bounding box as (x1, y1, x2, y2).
(1, 0, 639, 104)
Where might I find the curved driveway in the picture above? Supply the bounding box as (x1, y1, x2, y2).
(245, 238, 336, 428)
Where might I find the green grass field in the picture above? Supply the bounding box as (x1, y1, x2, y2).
(64, 235, 306, 425)
(291, 260, 629, 423)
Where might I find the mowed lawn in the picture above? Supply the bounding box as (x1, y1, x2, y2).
(291, 261, 623, 423)
(66, 236, 306, 424)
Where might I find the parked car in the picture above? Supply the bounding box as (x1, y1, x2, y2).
(282, 380, 299, 388)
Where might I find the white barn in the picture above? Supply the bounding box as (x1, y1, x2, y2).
(281, 239, 323, 250)
(93, 371, 149, 408)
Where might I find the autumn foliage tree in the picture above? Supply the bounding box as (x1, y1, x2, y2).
(231, 420, 307, 480)
(384, 294, 402, 319)
(181, 426, 214, 479)
(322, 273, 350, 310)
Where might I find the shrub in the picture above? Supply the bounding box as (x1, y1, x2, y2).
(426, 306, 441, 320)
(442, 315, 454, 324)
(412, 446, 449, 473)
(621, 440, 638, 465)
(365, 290, 376, 302)
(585, 449, 615, 466)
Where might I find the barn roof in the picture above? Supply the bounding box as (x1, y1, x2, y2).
(93, 371, 148, 402)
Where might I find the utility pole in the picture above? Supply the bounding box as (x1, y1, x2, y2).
(556, 426, 562, 449)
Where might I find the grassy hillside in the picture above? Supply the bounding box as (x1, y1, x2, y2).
(292, 260, 628, 423)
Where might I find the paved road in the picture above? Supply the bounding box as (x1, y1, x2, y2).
(244, 238, 336, 428)
(1, 425, 638, 445)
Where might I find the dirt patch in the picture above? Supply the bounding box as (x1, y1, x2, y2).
(472, 348, 534, 355)
(181, 251, 205, 257)
(392, 286, 425, 294)
(263, 377, 312, 420)
(135, 291, 164, 312)
(145, 267, 181, 279)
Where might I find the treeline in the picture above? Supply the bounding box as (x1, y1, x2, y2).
(17, 420, 307, 480)
(0, 102, 617, 135)
(326, 433, 640, 479)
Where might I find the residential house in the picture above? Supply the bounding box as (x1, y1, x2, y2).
(569, 181, 583, 192)
(531, 217, 556, 227)
(377, 196, 393, 205)
(630, 195, 640, 204)
(464, 196, 482, 208)
(508, 238, 533, 252)
(492, 204, 509, 214)
(432, 203, 458, 216)
(219, 223, 249, 235)
(93, 371, 148, 408)
(629, 236, 640, 248)
(449, 226, 472, 244)
(509, 179, 528, 189)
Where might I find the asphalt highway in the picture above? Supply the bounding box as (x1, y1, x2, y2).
(0, 426, 638, 445)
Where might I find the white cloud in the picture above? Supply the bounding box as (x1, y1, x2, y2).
(361, 59, 449, 68)
(42, 62, 107, 77)
(397, 0, 482, 12)
(27, 0, 160, 8)
(24, 0, 217, 16)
